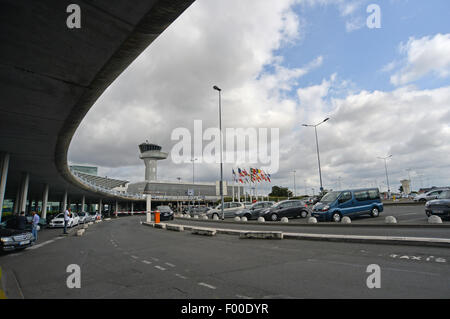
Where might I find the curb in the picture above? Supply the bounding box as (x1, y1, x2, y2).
(174, 217, 450, 228)
(142, 222, 450, 248)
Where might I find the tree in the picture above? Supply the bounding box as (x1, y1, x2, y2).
(268, 186, 293, 197)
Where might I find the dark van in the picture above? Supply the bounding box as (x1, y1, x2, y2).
(312, 188, 383, 222)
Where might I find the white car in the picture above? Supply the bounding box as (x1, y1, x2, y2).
(77, 212, 88, 224)
(49, 213, 75, 228)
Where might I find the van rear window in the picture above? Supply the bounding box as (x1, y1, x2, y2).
(355, 190, 379, 201)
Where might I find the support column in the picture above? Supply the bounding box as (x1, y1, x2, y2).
(146, 195, 152, 223)
(81, 195, 85, 213)
(61, 190, 68, 213)
(0, 153, 10, 222)
(98, 198, 102, 214)
(131, 202, 134, 215)
(42, 184, 49, 219)
(19, 173, 30, 213)
(237, 185, 241, 202)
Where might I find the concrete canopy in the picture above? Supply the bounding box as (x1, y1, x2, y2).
(0, 0, 195, 204)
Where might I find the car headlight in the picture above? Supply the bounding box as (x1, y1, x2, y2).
(425, 202, 430, 207)
(322, 205, 330, 211)
(1, 237, 13, 243)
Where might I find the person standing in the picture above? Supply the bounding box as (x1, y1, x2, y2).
(31, 211, 40, 241)
(63, 208, 71, 234)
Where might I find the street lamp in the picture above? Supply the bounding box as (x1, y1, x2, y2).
(302, 118, 330, 193)
(292, 170, 297, 198)
(377, 155, 392, 198)
(213, 85, 225, 220)
(191, 157, 197, 184)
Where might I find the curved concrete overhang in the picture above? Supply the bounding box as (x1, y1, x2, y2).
(0, 0, 195, 203)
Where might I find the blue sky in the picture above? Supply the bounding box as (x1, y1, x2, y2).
(274, 0, 450, 94)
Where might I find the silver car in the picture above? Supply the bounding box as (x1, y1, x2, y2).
(206, 202, 246, 219)
(414, 189, 449, 202)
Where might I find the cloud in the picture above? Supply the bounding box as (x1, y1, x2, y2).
(390, 33, 450, 85)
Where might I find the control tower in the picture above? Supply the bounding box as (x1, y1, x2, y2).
(138, 141, 168, 181)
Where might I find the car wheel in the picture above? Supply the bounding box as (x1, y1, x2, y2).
(270, 213, 278, 221)
(245, 213, 252, 220)
(370, 207, 379, 217)
(426, 211, 431, 217)
(300, 210, 308, 218)
(332, 213, 341, 222)
(419, 198, 426, 202)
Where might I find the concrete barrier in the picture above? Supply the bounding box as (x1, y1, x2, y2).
(341, 216, 352, 224)
(194, 215, 199, 219)
(185, 215, 191, 219)
(88, 222, 93, 225)
(239, 231, 283, 240)
(76, 229, 85, 236)
(82, 224, 88, 229)
(166, 224, 184, 232)
(234, 216, 241, 222)
(154, 223, 166, 229)
(428, 215, 443, 224)
(281, 217, 289, 223)
(104, 218, 111, 221)
(308, 217, 318, 224)
(241, 216, 248, 222)
(95, 220, 101, 224)
(385, 216, 397, 224)
(202, 215, 209, 220)
(191, 227, 216, 236)
(257, 217, 265, 223)
(213, 215, 220, 221)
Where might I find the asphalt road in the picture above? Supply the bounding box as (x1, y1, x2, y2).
(1, 216, 449, 299)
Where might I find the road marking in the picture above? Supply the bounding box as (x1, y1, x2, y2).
(165, 262, 175, 268)
(175, 273, 187, 279)
(198, 282, 216, 290)
(150, 257, 159, 261)
(131, 255, 139, 259)
(142, 260, 152, 265)
(236, 294, 252, 299)
(28, 239, 55, 250)
(155, 266, 166, 271)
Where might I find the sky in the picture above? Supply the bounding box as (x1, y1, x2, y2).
(68, 0, 450, 196)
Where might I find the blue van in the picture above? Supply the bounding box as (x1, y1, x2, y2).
(311, 188, 383, 222)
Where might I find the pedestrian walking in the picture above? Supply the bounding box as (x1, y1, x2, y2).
(31, 211, 40, 241)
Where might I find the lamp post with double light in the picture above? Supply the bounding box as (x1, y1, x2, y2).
(302, 118, 330, 193)
(213, 85, 225, 220)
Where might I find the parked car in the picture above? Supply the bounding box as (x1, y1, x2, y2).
(235, 201, 275, 220)
(312, 188, 383, 222)
(243, 202, 253, 208)
(156, 206, 174, 221)
(0, 227, 35, 252)
(77, 212, 88, 224)
(88, 212, 100, 221)
(260, 200, 310, 221)
(414, 189, 449, 202)
(188, 206, 211, 217)
(206, 202, 246, 219)
(49, 213, 76, 228)
(425, 190, 450, 219)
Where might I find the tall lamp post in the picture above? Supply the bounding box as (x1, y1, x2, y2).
(302, 118, 330, 193)
(213, 85, 225, 220)
(292, 170, 297, 198)
(377, 155, 392, 198)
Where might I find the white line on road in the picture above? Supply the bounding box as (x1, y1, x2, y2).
(142, 260, 152, 265)
(28, 239, 54, 250)
(236, 294, 252, 299)
(131, 255, 139, 259)
(198, 282, 216, 290)
(165, 262, 175, 268)
(150, 257, 159, 261)
(155, 266, 166, 271)
(175, 274, 187, 279)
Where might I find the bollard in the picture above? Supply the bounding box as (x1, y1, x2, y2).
(257, 217, 265, 223)
(308, 217, 318, 224)
(154, 210, 160, 224)
(281, 217, 289, 223)
(385, 216, 397, 224)
(234, 216, 241, 222)
(341, 216, 351, 224)
(428, 215, 443, 224)
(241, 216, 248, 222)
(202, 215, 209, 220)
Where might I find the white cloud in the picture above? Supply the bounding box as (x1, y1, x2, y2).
(390, 33, 450, 85)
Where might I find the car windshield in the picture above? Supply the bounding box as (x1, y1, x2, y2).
(438, 191, 450, 199)
(320, 192, 340, 203)
(157, 206, 171, 212)
(55, 214, 63, 218)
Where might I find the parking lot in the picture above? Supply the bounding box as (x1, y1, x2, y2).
(1, 215, 449, 299)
